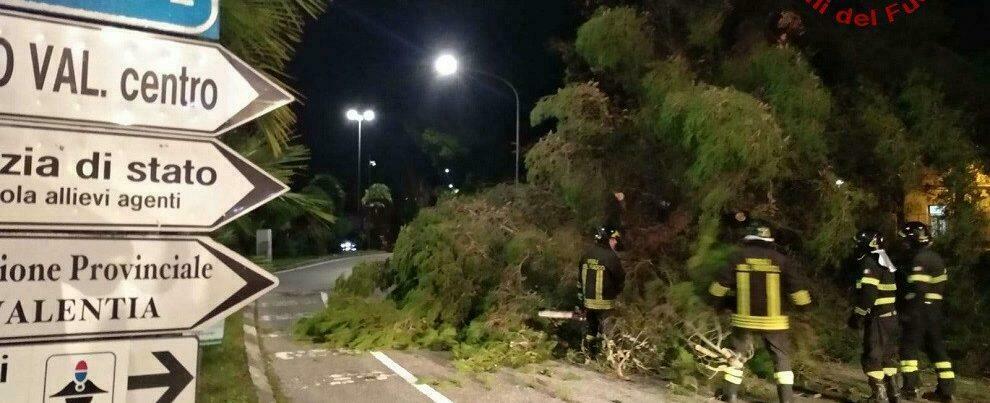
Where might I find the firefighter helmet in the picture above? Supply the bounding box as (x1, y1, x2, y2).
(745, 220, 774, 241)
(594, 226, 621, 246)
(854, 229, 884, 251)
(899, 221, 932, 246)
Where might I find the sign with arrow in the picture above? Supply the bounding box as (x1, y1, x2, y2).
(0, 233, 278, 341)
(0, 9, 290, 137)
(0, 336, 197, 403)
(0, 124, 287, 232)
(0, 0, 220, 39)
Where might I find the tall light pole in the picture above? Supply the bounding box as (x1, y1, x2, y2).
(346, 108, 376, 203)
(434, 53, 522, 184)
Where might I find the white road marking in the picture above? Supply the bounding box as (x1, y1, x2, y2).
(277, 253, 390, 275)
(273, 348, 358, 360)
(259, 300, 301, 307)
(292, 371, 394, 390)
(259, 313, 307, 322)
(371, 351, 453, 403)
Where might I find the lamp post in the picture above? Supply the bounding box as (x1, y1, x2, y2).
(434, 53, 522, 184)
(346, 108, 376, 203)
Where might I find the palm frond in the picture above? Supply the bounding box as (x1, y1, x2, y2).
(220, 0, 328, 154)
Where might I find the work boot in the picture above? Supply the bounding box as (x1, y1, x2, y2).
(777, 384, 794, 403)
(720, 382, 739, 403)
(885, 375, 901, 403)
(900, 372, 920, 400)
(867, 379, 888, 403)
(922, 380, 955, 402)
(921, 391, 953, 402)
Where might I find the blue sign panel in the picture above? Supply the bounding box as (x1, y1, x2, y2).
(0, 0, 220, 39)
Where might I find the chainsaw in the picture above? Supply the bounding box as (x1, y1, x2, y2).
(537, 308, 586, 321)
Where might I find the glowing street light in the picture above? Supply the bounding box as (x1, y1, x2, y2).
(434, 54, 459, 77)
(345, 108, 376, 203)
(434, 53, 522, 184)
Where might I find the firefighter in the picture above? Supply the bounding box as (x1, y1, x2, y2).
(847, 229, 900, 403)
(708, 221, 812, 403)
(578, 226, 625, 357)
(897, 222, 954, 401)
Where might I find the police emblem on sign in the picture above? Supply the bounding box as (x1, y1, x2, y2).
(44, 353, 115, 403)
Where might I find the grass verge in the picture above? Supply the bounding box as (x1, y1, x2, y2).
(196, 312, 257, 403)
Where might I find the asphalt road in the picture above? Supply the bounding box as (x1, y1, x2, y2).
(255, 253, 440, 403)
(253, 253, 680, 403)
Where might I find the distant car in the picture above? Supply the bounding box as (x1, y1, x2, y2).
(340, 240, 358, 252)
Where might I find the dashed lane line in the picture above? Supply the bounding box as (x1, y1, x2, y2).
(371, 351, 453, 403)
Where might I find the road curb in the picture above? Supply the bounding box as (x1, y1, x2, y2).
(243, 304, 277, 403)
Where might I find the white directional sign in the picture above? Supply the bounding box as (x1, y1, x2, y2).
(0, 9, 292, 137)
(0, 336, 197, 403)
(0, 124, 288, 232)
(0, 233, 278, 341)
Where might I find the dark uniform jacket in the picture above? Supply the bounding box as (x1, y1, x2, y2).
(709, 240, 812, 331)
(904, 247, 947, 307)
(852, 252, 897, 318)
(579, 244, 625, 310)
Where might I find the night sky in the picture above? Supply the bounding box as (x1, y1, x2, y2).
(289, 0, 581, 207)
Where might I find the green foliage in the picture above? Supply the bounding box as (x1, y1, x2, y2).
(659, 86, 786, 191)
(529, 82, 615, 227)
(721, 45, 831, 165)
(302, 2, 990, 382)
(296, 296, 441, 350)
(362, 183, 393, 208)
(220, 0, 326, 154)
(746, 350, 774, 380)
(300, 185, 576, 372)
(332, 260, 390, 297)
(804, 179, 876, 270)
(214, 139, 338, 258)
(525, 132, 607, 228)
(216, 0, 335, 259)
(531, 82, 615, 145)
(415, 129, 468, 170)
(452, 327, 556, 372)
(575, 7, 656, 86)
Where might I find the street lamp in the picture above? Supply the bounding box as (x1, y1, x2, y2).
(346, 108, 376, 202)
(434, 53, 522, 184)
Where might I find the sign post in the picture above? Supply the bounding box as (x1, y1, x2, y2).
(0, 336, 198, 403)
(0, 2, 289, 401)
(0, 0, 221, 39)
(0, 125, 288, 232)
(0, 233, 278, 341)
(0, 10, 292, 136)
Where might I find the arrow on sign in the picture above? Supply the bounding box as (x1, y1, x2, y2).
(0, 124, 287, 232)
(0, 234, 278, 341)
(1, 336, 198, 403)
(128, 351, 194, 403)
(0, 9, 291, 137)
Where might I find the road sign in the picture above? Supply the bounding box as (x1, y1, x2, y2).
(0, 233, 278, 341)
(0, 336, 196, 403)
(0, 0, 220, 39)
(0, 9, 291, 137)
(0, 124, 288, 232)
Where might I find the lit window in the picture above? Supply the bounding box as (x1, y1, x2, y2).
(929, 205, 947, 236)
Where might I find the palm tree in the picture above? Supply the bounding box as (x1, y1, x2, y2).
(213, 0, 336, 256)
